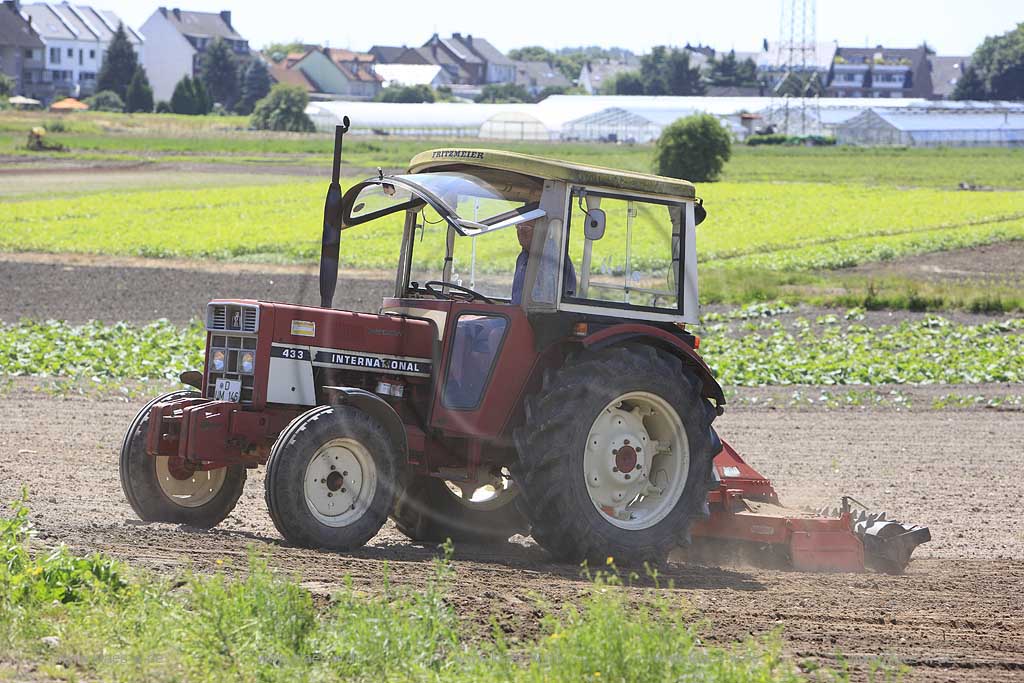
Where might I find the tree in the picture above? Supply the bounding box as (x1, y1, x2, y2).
(125, 67, 154, 113)
(952, 65, 987, 100)
(0, 73, 14, 98)
(169, 76, 211, 115)
(85, 89, 125, 112)
(612, 71, 645, 95)
(654, 114, 732, 183)
(155, 100, 172, 113)
(250, 84, 314, 132)
(708, 50, 758, 87)
(475, 83, 531, 103)
(956, 22, 1024, 100)
(200, 38, 240, 111)
(96, 23, 139, 100)
(665, 49, 706, 95)
(634, 46, 706, 96)
(640, 46, 670, 95)
(263, 41, 307, 63)
(237, 59, 271, 114)
(376, 84, 436, 103)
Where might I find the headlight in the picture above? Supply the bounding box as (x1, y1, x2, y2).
(239, 351, 255, 374)
(212, 350, 226, 372)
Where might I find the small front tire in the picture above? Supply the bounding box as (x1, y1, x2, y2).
(264, 405, 400, 551)
(120, 390, 247, 528)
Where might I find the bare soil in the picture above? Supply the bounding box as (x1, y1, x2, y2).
(1, 380, 1022, 681)
(849, 241, 1024, 287)
(3, 251, 1024, 679)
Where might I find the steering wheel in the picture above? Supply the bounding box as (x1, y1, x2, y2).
(424, 280, 493, 304)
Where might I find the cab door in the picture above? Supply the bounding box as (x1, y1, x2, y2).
(429, 301, 538, 440)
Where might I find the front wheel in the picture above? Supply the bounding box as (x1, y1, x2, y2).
(119, 390, 247, 528)
(264, 405, 400, 551)
(514, 347, 719, 565)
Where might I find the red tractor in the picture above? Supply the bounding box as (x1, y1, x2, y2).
(121, 122, 929, 570)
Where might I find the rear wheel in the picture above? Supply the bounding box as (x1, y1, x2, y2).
(514, 347, 719, 564)
(120, 390, 247, 528)
(392, 469, 528, 544)
(264, 405, 400, 551)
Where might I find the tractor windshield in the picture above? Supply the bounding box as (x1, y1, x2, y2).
(400, 170, 547, 300)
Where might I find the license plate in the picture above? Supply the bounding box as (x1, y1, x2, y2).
(214, 378, 241, 402)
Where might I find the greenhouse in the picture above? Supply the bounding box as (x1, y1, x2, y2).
(836, 109, 1024, 147)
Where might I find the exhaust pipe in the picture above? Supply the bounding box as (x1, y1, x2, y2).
(319, 117, 350, 309)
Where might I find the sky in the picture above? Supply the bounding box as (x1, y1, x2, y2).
(102, 0, 1017, 56)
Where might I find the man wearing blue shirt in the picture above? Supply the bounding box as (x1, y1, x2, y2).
(510, 220, 576, 304)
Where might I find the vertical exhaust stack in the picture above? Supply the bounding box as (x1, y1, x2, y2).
(319, 116, 350, 309)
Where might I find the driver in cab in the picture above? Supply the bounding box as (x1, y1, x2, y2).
(511, 219, 576, 304)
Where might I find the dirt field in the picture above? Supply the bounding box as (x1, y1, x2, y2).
(2, 252, 1024, 680)
(1, 380, 1021, 681)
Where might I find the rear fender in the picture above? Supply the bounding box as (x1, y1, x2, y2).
(581, 325, 725, 405)
(322, 386, 409, 458)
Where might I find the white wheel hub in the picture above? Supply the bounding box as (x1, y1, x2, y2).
(303, 438, 377, 527)
(155, 457, 226, 508)
(583, 391, 690, 530)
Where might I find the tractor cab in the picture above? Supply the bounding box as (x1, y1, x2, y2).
(333, 149, 717, 440)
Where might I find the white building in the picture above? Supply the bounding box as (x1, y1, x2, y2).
(22, 2, 141, 98)
(139, 7, 247, 102)
(374, 63, 452, 89)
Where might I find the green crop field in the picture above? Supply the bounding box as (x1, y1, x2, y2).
(3, 314, 1021, 387)
(2, 180, 1022, 276)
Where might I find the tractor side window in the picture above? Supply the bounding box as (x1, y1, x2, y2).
(442, 314, 509, 409)
(564, 191, 683, 313)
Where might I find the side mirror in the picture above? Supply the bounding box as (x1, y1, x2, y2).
(584, 209, 606, 240)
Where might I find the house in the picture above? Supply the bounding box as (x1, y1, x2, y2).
(401, 33, 513, 85)
(140, 7, 248, 102)
(269, 47, 381, 100)
(0, 0, 46, 99)
(374, 63, 451, 89)
(21, 1, 141, 99)
(928, 55, 971, 100)
(514, 60, 570, 97)
(826, 45, 932, 99)
(368, 44, 407, 64)
(578, 59, 638, 95)
(449, 32, 514, 84)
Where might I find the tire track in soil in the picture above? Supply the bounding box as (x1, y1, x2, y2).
(2, 383, 1023, 681)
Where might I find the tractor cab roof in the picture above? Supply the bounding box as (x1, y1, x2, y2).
(408, 149, 696, 200)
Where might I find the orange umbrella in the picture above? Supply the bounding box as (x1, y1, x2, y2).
(49, 97, 89, 111)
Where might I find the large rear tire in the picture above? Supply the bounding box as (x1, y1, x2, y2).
(264, 405, 400, 551)
(514, 346, 719, 565)
(120, 390, 247, 528)
(392, 470, 528, 544)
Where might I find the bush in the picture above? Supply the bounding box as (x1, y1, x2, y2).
(170, 76, 211, 115)
(654, 113, 732, 182)
(0, 73, 14, 98)
(154, 100, 172, 113)
(125, 67, 154, 113)
(84, 89, 125, 112)
(250, 84, 314, 132)
(746, 134, 837, 146)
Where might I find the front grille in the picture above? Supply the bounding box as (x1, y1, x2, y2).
(206, 334, 258, 403)
(207, 303, 259, 333)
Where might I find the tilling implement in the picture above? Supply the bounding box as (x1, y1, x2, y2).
(120, 121, 929, 572)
